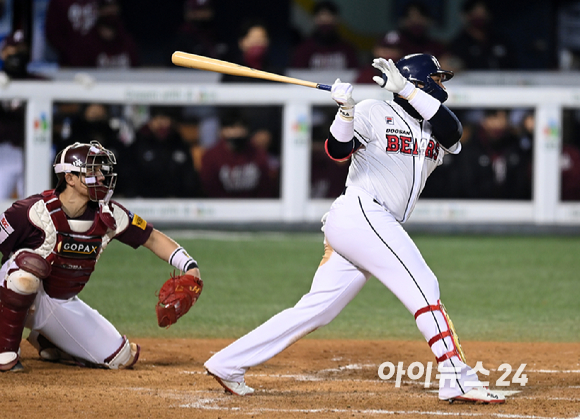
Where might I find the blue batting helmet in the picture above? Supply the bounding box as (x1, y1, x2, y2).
(395, 53, 453, 103)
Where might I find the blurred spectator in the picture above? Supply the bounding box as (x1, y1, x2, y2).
(561, 109, 580, 200)
(200, 108, 274, 198)
(221, 18, 282, 81)
(308, 107, 348, 198)
(251, 128, 281, 196)
(310, 139, 349, 198)
(291, 1, 359, 70)
(221, 18, 283, 172)
(558, 1, 580, 70)
(60, 0, 139, 68)
(173, 0, 227, 152)
(65, 104, 123, 149)
(457, 109, 532, 200)
(54, 103, 131, 194)
(0, 30, 46, 80)
(396, 1, 447, 59)
(355, 30, 403, 84)
(447, 0, 518, 71)
(173, 0, 227, 60)
(561, 141, 580, 201)
(120, 0, 183, 67)
(0, 101, 25, 200)
(123, 106, 201, 198)
(0, 31, 48, 200)
(45, 0, 99, 66)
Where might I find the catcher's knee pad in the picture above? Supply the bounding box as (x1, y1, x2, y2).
(104, 336, 140, 369)
(6, 270, 41, 295)
(414, 300, 466, 364)
(5, 250, 51, 295)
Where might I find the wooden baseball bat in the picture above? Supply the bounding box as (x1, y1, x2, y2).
(171, 51, 332, 91)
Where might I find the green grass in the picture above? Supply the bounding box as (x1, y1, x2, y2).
(81, 232, 580, 342)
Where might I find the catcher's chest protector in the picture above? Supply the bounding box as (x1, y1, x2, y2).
(40, 191, 110, 299)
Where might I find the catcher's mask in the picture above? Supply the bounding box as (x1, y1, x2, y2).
(53, 141, 117, 202)
(395, 53, 454, 103)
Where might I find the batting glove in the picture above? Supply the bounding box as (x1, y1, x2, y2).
(331, 78, 355, 121)
(372, 58, 416, 100)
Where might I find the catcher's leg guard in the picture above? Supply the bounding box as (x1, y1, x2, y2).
(414, 300, 466, 364)
(0, 251, 47, 371)
(103, 336, 140, 369)
(0, 286, 37, 371)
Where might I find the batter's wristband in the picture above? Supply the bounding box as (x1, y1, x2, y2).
(330, 112, 354, 142)
(169, 247, 198, 272)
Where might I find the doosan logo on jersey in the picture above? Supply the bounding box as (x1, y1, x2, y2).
(385, 128, 411, 135)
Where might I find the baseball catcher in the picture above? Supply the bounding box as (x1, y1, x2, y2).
(0, 141, 202, 372)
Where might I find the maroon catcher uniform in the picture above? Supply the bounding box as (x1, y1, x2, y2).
(0, 141, 201, 372)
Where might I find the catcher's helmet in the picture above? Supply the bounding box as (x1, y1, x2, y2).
(395, 53, 453, 102)
(53, 141, 117, 202)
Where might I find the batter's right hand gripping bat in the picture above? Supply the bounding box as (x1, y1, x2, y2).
(171, 51, 332, 91)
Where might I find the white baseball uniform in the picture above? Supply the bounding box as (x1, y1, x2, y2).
(205, 87, 486, 400)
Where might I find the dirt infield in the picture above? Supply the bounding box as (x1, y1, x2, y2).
(1, 339, 579, 419)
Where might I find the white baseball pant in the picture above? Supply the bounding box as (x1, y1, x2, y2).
(22, 285, 125, 365)
(205, 186, 481, 398)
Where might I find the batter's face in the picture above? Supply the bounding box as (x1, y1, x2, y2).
(430, 74, 445, 89)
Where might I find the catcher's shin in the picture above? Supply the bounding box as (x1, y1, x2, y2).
(156, 273, 203, 328)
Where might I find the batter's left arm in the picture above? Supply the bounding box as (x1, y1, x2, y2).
(428, 105, 463, 149)
(325, 134, 362, 161)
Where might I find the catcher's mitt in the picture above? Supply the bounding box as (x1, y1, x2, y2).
(156, 273, 203, 328)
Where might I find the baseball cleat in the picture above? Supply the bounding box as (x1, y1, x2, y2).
(206, 369, 255, 396)
(442, 386, 505, 404)
(8, 360, 24, 372)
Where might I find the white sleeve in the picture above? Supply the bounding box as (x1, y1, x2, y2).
(329, 113, 354, 143)
(408, 89, 441, 121)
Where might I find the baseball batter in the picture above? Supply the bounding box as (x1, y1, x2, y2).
(205, 54, 505, 404)
(0, 141, 201, 371)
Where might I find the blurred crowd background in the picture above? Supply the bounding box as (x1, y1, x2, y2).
(1, 0, 580, 202)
